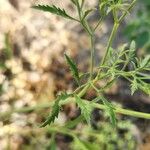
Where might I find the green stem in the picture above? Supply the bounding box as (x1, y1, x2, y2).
(0, 103, 53, 121)
(1, 95, 150, 121)
(92, 102, 150, 119)
(90, 35, 95, 80)
(99, 0, 137, 73)
(101, 22, 119, 65)
(78, 83, 91, 97)
(119, 0, 137, 23)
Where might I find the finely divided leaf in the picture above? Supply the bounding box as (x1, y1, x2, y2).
(129, 40, 136, 59)
(65, 53, 80, 85)
(101, 96, 116, 127)
(131, 77, 138, 95)
(40, 92, 71, 127)
(32, 5, 74, 20)
(138, 80, 150, 96)
(40, 98, 60, 127)
(131, 78, 138, 95)
(140, 55, 150, 68)
(75, 95, 92, 125)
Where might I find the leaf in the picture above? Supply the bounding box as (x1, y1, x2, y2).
(101, 96, 116, 127)
(129, 40, 136, 60)
(40, 99, 60, 127)
(40, 92, 71, 127)
(80, 140, 99, 150)
(65, 53, 80, 85)
(130, 40, 136, 51)
(65, 116, 84, 128)
(99, 1, 108, 16)
(82, 9, 94, 19)
(131, 77, 138, 95)
(140, 55, 150, 68)
(32, 5, 75, 20)
(138, 80, 150, 96)
(73, 137, 89, 150)
(75, 95, 92, 125)
(70, 0, 77, 5)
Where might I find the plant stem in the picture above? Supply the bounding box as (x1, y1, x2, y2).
(101, 22, 119, 65)
(1, 96, 150, 120)
(119, 0, 137, 23)
(100, 0, 137, 67)
(90, 35, 95, 80)
(92, 102, 150, 119)
(0, 103, 53, 121)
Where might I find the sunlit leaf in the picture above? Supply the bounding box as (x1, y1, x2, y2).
(140, 55, 150, 68)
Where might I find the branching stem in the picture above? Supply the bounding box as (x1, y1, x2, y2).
(1, 98, 150, 120)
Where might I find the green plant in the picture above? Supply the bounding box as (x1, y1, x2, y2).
(124, 0, 150, 53)
(47, 112, 137, 150)
(32, 0, 150, 146)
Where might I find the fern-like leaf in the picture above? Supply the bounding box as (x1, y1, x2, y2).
(65, 53, 80, 85)
(101, 96, 116, 127)
(75, 95, 92, 125)
(32, 5, 76, 20)
(129, 40, 136, 60)
(40, 92, 71, 127)
(40, 99, 60, 127)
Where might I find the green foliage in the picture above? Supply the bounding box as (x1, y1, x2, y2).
(32, 5, 77, 21)
(101, 96, 116, 127)
(99, 0, 130, 17)
(40, 98, 60, 127)
(65, 53, 80, 85)
(140, 55, 150, 68)
(71, 0, 77, 6)
(40, 92, 72, 127)
(124, 0, 150, 52)
(69, 115, 136, 150)
(82, 9, 94, 20)
(72, 137, 89, 150)
(2, 0, 150, 149)
(129, 40, 136, 59)
(33, 0, 150, 134)
(75, 94, 92, 125)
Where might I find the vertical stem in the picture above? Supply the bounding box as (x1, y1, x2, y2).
(119, 0, 137, 23)
(101, 22, 119, 65)
(90, 35, 95, 80)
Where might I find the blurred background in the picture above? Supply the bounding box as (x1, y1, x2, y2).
(0, 0, 150, 149)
